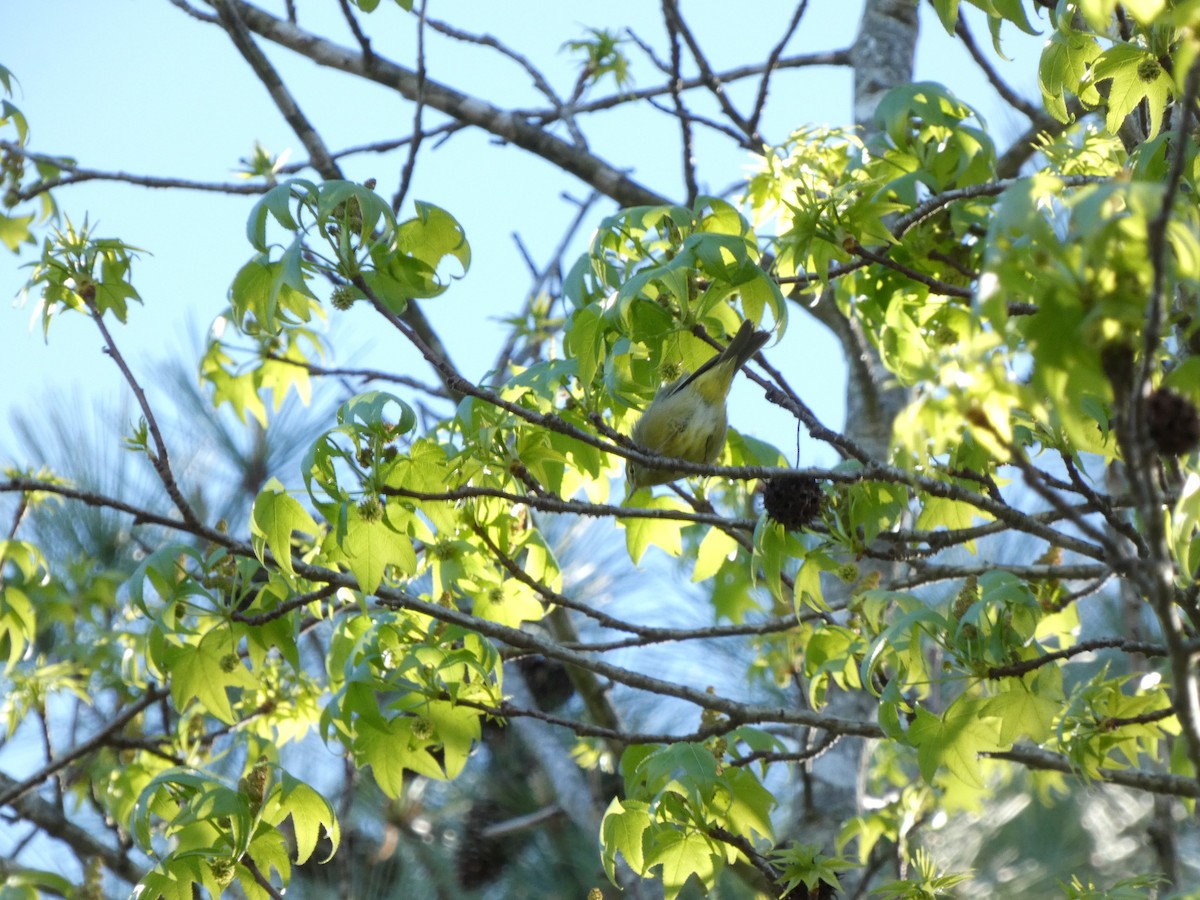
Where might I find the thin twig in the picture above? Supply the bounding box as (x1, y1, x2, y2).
(662, 0, 699, 206)
(748, 1, 809, 137)
(985, 637, 1181, 680)
(0, 688, 167, 808)
(425, 16, 587, 148)
(848, 242, 973, 298)
(89, 303, 203, 530)
(954, 13, 1042, 121)
(393, 0, 428, 213)
(1127, 57, 1200, 777)
(243, 856, 286, 900)
(337, 0, 372, 61)
(660, 0, 758, 146)
(264, 351, 450, 398)
(212, 0, 342, 179)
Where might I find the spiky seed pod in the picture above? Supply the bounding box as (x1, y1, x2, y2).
(357, 496, 385, 523)
(1137, 57, 1163, 82)
(1146, 387, 1200, 456)
(209, 858, 237, 888)
(762, 474, 823, 531)
(330, 283, 358, 310)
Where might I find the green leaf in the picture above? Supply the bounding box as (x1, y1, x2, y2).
(646, 828, 719, 900)
(0, 98, 29, 144)
(566, 303, 605, 388)
(601, 797, 652, 881)
(339, 503, 416, 594)
(692, 526, 737, 583)
(164, 631, 258, 723)
(274, 772, 341, 864)
(719, 766, 776, 842)
(642, 742, 720, 789)
(1090, 43, 1174, 138)
(1171, 473, 1200, 583)
(230, 243, 317, 332)
(384, 201, 471, 299)
(136, 857, 222, 900)
(984, 681, 1060, 744)
(0, 586, 36, 673)
(0, 212, 35, 252)
(915, 494, 983, 533)
(251, 478, 320, 578)
(246, 179, 315, 250)
(468, 576, 545, 628)
(1122, 0, 1166, 22)
(337, 390, 417, 435)
(932, 0, 961, 34)
(908, 696, 1003, 789)
(1038, 31, 1102, 122)
(356, 716, 445, 795)
(621, 495, 688, 563)
(421, 698, 482, 779)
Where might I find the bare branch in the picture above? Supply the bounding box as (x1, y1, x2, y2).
(392, 0, 428, 213)
(661, 0, 699, 206)
(425, 16, 587, 148)
(0, 688, 168, 810)
(89, 304, 203, 531)
(748, 1, 810, 138)
(201, 0, 668, 207)
(954, 12, 1043, 122)
(985, 744, 1200, 799)
(0, 141, 265, 203)
(211, 0, 342, 180)
(660, 0, 758, 146)
(0, 771, 146, 885)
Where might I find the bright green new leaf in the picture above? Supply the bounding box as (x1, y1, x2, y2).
(274, 772, 341, 864)
(136, 857, 222, 900)
(339, 503, 416, 594)
(245, 179, 314, 250)
(1121, 0, 1166, 21)
(718, 766, 776, 841)
(421, 698, 482, 779)
(638, 742, 720, 796)
(692, 526, 737, 583)
(0, 211, 35, 252)
(1038, 31, 1102, 122)
(164, 631, 258, 724)
(1090, 44, 1174, 138)
(337, 390, 417, 435)
(601, 797, 652, 881)
(357, 716, 446, 796)
(469, 576, 546, 628)
(0, 586, 36, 673)
(1171, 473, 1200, 583)
(932, 0, 961, 34)
(646, 828, 720, 900)
(621, 495, 689, 563)
(916, 494, 983, 533)
(251, 478, 320, 578)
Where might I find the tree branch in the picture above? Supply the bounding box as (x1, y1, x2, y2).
(0, 688, 168, 810)
(984, 744, 1200, 799)
(199, 0, 669, 208)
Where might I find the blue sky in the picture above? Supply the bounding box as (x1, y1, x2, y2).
(0, 1, 1046, 470)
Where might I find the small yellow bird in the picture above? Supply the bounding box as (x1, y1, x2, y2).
(626, 319, 770, 493)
